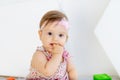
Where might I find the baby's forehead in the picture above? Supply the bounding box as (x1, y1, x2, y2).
(49, 21, 68, 29)
(46, 21, 68, 31)
(43, 22, 68, 34)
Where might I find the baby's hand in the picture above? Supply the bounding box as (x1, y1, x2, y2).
(52, 43, 64, 55)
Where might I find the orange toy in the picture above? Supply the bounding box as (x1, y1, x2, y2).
(7, 77, 15, 80)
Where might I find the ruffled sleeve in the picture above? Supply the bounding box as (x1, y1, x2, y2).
(62, 50, 71, 60)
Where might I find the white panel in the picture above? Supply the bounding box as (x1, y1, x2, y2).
(95, 0, 120, 76)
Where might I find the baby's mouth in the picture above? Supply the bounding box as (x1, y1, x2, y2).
(50, 43, 54, 46)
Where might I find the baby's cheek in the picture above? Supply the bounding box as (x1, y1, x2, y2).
(61, 42, 65, 47)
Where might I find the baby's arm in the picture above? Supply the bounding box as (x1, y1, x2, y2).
(67, 57, 78, 80)
(31, 44, 63, 77)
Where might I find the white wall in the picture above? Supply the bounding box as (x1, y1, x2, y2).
(0, 0, 119, 78)
(63, 0, 118, 77)
(95, 0, 120, 77)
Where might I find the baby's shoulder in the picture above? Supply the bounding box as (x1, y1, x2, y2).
(31, 47, 47, 67)
(32, 47, 46, 60)
(33, 46, 44, 54)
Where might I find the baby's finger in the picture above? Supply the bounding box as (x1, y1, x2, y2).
(53, 43, 63, 47)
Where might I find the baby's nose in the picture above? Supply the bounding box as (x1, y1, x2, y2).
(52, 35, 58, 41)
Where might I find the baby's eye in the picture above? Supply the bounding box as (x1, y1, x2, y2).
(59, 34, 64, 37)
(48, 32, 52, 36)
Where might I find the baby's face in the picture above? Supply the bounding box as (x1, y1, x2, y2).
(39, 21, 68, 52)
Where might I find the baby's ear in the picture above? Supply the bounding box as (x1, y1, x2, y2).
(38, 30, 42, 40)
(66, 35, 68, 42)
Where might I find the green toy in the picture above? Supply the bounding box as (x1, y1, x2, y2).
(93, 73, 112, 80)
